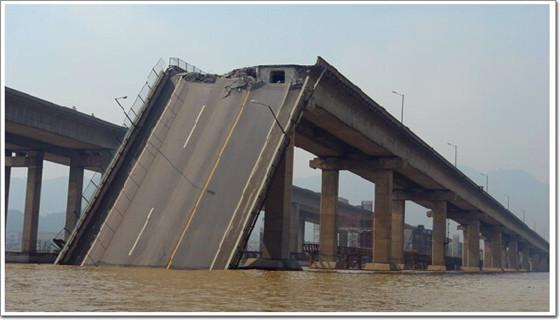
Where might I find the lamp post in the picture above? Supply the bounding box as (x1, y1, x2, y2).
(480, 172, 489, 192)
(391, 90, 404, 123)
(249, 99, 287, 135)
(505, 194, 510, 210)
(447, 143, 457, 167)
(115, 96, 134, 125)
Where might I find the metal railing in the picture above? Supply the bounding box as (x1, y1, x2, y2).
(123, 58, 168, 129)
(169, 57, 205, 74)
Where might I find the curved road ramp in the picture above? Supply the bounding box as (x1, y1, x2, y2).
(56, 60, 323, 270)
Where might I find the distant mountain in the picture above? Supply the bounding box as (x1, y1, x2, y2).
(7, 176, 69, 215)
(6, 209, 66, 234)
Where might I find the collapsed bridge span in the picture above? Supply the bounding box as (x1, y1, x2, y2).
(57, 61, 323, 269)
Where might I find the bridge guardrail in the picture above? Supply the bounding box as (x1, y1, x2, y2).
(123, 58, 167, 129)
(169, 57, 205, 74)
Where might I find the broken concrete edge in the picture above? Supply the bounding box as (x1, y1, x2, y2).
(239, 258, 302, 271)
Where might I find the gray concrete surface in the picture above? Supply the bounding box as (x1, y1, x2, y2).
(71, 67, 310, 269)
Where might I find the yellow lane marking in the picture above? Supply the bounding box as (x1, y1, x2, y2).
(166, 85, 252, 269)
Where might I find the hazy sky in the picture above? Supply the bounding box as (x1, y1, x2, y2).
(3, 2, 553, 184)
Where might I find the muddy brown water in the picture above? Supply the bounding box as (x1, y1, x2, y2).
(4, 263, 550, 313)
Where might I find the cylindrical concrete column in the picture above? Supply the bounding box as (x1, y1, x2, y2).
(262, 140, 294, 260)
(317, 168, 339, 267)
(296, 217, 305, 253)
(521, 247, 530, 271)
(391, 199, 405, 268)
(501, 242, 507, 269)
(5, 153, 11, 227)
(483, 238, 492, 268)
(507, 240, 519, 270)
(462, 219, 480, 271)
(289, 203, 301, 254)
(491, 230, 503, 269)
(461, 227, 467, 267)
(428, 201, 447, 271)
(22, 151, 44, 253)
(65, 157, 84, 240)
(530, 252, 540, 272)
(366, 169, 395, 271)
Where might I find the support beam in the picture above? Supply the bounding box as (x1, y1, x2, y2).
(5, 151, 12, 226)
(491, 229, 503, 270)
(506, 240, 519, 271)
(461, 219, 480, 271)
(480, 226, 503, 271)
(521, 247, 530, 271)
(289, 203, 302, 254)
(501, 241, 508, 269)
(365, 169, 397, 271)
(245, 138, 301, 271)
(309, 156, 405, 171)
(22, 151, 43, 253)
(391, 199, 405, 269)
(393, 190, 456, 202)
(530, 252, 540, 272)
(312, 168, 339, 269)
(427, 201, 447, 271)
(483, 238, 492, 269)
(296, 216, 305, 254)
(65, 157, 84, 240)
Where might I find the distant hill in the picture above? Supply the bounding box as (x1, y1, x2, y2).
(6, 209, 66, 234)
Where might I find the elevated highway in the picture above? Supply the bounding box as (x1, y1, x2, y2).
(5, 87, 127, 254)
(55, 57, 548, 272)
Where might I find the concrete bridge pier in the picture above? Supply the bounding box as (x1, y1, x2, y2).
(520, 247, 530, 271)
(505, 239, 519, 271)
(65, 155, 85, 240)
(290, 203, 304, 255)
(391, 199, 405, 270)
(529, 251, 539, 272)
(427, 201, 447, 271)
(311, 167, 339, 269)
(481, 226, 503, 271)
(461, 219, 481, 272)
(245, 138, 301, 270)
(21, 151, 44, 253)
(365, 169, 398, 271)
(5, 151, 12, 225)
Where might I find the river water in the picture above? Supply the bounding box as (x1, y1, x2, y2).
(3, 263, 551, 314)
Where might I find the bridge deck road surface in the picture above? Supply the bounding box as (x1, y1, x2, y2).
(81, 73, 308, 269)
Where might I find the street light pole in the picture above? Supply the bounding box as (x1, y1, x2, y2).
(392, 90, 404, 123)
(447, 143, 457, 167)
(115, 96, 135, 126)
(505, 194, 510, 210)
(249, 99, 287, 135)
(480, 172, 489, 192)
